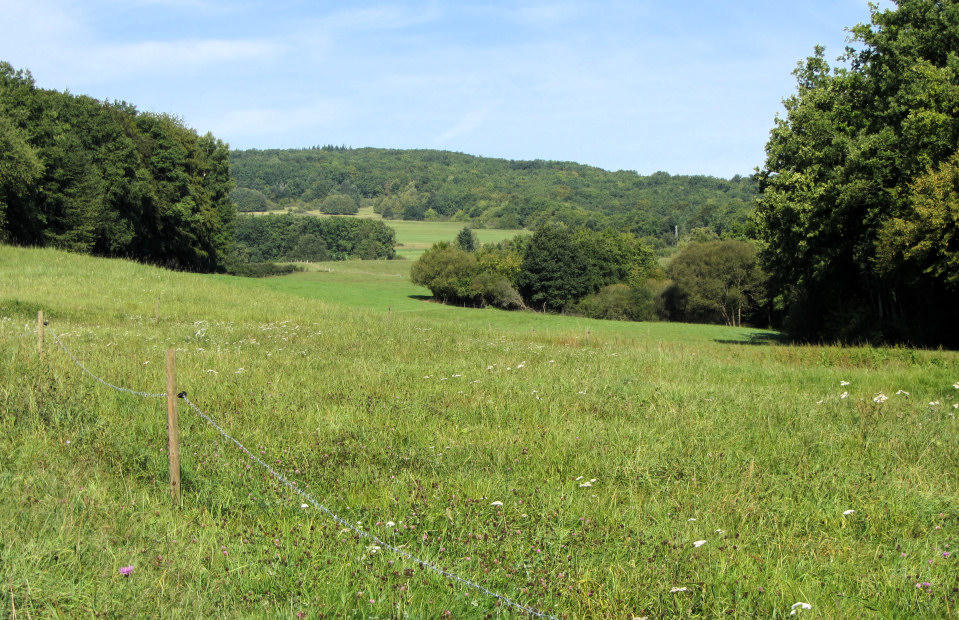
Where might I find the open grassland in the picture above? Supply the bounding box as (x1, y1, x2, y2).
(250, 208, 526, 259)
(2, 245, 959, 619)
(384, 221, 527, 260)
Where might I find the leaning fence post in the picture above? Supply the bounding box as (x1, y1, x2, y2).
(387, 305, 391, 330)
(37, 311, 44, 359)
(166, 349, 181, 506)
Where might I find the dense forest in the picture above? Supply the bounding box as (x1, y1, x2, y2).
(0, 62, 235, 272)
(234, 214, 395, 263)
(230, 147, 757, 247)
(755, 0, 959, 346)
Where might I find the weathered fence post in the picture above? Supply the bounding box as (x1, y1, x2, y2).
(586, 328, 590, 344)
(155, 295, 160, 324)
(166, 349, 181, 506)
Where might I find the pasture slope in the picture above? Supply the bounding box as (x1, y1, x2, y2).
(2, 244, 958, 619)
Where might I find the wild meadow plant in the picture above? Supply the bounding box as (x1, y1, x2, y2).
(1, 245, 958, 618)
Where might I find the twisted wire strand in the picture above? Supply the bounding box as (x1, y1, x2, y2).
(48, 328, 166, 398)
(46, 324, 560, 619)
(180, 394, 559, 620)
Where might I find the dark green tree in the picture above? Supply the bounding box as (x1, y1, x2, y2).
(517, 225, 590, 311)
(664, 240, 767, 327)
(455, 226, 478, 252)
(754, 0, 959, 345)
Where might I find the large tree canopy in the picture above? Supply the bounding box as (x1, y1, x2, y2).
(754, 0, 959, 346)
(0, 62, 235, 272)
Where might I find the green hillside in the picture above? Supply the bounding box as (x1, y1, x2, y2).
(3, 245, 958, 618)
(230, 147, 757, 246)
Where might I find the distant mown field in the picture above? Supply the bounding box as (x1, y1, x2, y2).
(250, 207, 527, 259)
(2, 244, 958, 618)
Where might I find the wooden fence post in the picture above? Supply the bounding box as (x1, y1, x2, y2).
(387, 306, 391, 330)
(166, 349, 181, 506)
(155, 295, 160, 324)
(586, 328, 591, 344)
(37, 311, 44, 359)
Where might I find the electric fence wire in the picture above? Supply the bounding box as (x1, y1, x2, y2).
(45, 325, 561, 620)
(49, 328, 166, 398)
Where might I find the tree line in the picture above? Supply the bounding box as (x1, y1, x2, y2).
(412, 226, 767, 326)
(229, 147, 757, 247)
(234, 213, 395, 263)
(0, 62, 235, 272)
(754, 0, 959, 347)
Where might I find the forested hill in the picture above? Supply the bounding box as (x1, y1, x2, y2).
(230, 147, 757, 245)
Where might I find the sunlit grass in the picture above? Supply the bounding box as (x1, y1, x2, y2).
(2, 245, 958, 618)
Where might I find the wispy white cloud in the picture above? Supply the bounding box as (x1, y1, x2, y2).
(205, 99, 351, 142)
(315, 4, 444, 33)
(83, 38, 283, 80)
(435, 104, 496, 144)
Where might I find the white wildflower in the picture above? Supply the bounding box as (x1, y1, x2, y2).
(843, 509, 855, 515)
(579, 481, 592, 488)
(693, 540, 707, 547)
(367, 544, 381, 554)
(715, 529, 725, 534)
(386, 521, 396, 527)
(840, 380, 850, 386)
(300, 503, 309, 509)
(670, 587, 688, 593)
(896, 390, 910, 396)
(490, 501, 503, 507)
(840, 391, 849, 399)
(930, 401, 941, 406)
(790, 602, 812, 615)
(874, 393, 888, 404)
(953, 382, 959, 389)
(687, 518, 696, 522)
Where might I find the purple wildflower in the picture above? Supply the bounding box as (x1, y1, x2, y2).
(119, 565, 134, 576)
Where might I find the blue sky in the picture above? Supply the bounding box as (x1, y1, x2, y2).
(1, 0, 887, 177)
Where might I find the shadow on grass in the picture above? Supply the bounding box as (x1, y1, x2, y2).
(408, 294, 434, 301)
(715, 331, 792, 346)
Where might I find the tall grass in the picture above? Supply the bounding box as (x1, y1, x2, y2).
(2, 245, 958, 618)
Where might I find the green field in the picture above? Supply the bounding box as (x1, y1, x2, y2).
(3, 245, 959, 618)
(249, 208, 526, 259)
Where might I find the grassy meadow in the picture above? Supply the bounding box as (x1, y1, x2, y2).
(253, 207, 527, 259)
(2, 244, 959, 618)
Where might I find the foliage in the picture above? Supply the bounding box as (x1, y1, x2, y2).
(664, 240, 767, 327)
(0, 62, 235, 272)
(877, 151, 959, 288)
(320, 192, 358, 215)
(231, 187, 269, 212)
(575, 283, 657, 321)
(754, 1, 959, 346)
(455, 226, 478, 252)
(230, 147, 757, 244)
(234, 213, 395, 262)
(409, 241, 524, 309)
(225, 261, 302, 278)
(517, 225, 592, 312)
(413, 226, 657, 316)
